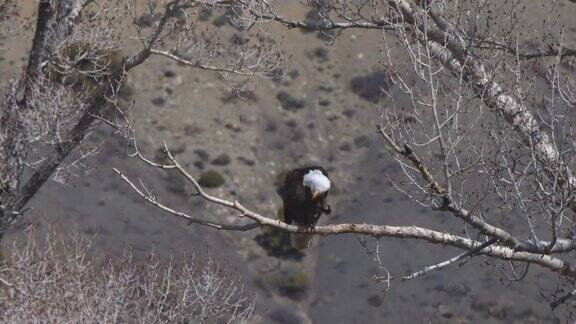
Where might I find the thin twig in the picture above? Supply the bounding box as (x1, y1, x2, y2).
(402, 238, 499, 280)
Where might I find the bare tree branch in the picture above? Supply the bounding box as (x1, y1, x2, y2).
(116, 142, 576, 279)
(1, 0, 283, 236)
(113, 167, 259, 231)
(402, 238, 498, 280)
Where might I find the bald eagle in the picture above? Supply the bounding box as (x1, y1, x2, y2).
(282, 166, 332, 250)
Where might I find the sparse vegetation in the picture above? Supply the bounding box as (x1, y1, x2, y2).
(348, 71, 391, 103)
(255, 225, 304, 261)
(254, 206, 304, 260)
(2, 0, 576, 321)
(211, 153, 231, 166)
(198, 169, 225, 188)
(0, 226, 254, 322)
(270, 267, 310, 301)
(276, 90, 305, 111)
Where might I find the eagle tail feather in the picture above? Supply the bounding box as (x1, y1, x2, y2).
(291, 233, 313, 250)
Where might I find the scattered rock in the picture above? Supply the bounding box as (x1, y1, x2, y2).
(367, 294, 384, 307)
(306, 47, 329, 63)
(151, 97, 166, 107)
(265, 118, 278, 132)
(193, 161, 205, 170)
(354, 135, 372, 148)
(163, 69, 176, 78)
(277, 90, 305, 111)
(183, 124, 203, 136)
(319, 99, 331, 106)
(194, 149, 210, 161)
(221, 89, 258, 104)
(269, 306, 303, 324)
(237, 156, 255, 166)
(198, 170, 225, 188)
(224, 122, 242, 132)
(290, 128, 305, 142)
(327, 114, 339, 122)
(212, 14, 229, 27)
(197, 7, 212, 22)
(211, 153, 231, 166)
(318, 84, 334, 92)
(435, 282, 471, 298)
(238, 114, 256, 125)
(343, 109, 355, 118)
(349, 70, 392, 103)
(285, 119, 298, 128)
(164, 85, 174, 95)
(273, 141, 286, 150)
(339, 142, 352, 152)
(287, 69, 300, 80)
(471, 296, 512, 320)
(438, 304, 454, 318)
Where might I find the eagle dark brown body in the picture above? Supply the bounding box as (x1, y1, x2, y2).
(282, 166, 332, 249)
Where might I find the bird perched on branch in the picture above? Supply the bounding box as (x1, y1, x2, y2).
(282, 167, 332, 250)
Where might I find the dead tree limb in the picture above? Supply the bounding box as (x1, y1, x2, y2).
(116, 142, 576, 279)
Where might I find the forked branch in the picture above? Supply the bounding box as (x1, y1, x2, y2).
(116, 141, 576, 279)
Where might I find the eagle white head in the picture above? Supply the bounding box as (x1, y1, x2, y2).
(303, 169, 331, 199)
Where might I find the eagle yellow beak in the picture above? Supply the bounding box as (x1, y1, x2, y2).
(311, 190, 321, 200)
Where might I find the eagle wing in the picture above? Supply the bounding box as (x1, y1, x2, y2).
(282, 169, 307, 225)
(282, 167, 331, 226)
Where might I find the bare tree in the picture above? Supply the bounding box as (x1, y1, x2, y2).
(0, 224, 254, 322)
(3, 0, 576, 312)
(0, 0, 282, 238)
(113, 0, 576, 307)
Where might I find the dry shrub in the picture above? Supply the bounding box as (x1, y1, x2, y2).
(0, 225, 254, 323)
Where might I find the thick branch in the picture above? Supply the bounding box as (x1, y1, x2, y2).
(377, 126, 527, 248)
(0, 0, 189, 234)
(377, 126, 576, 253)
(116, 142, 576, 279)
(412, 0, 574, 187)
(258, 0, 573, 198)
(23, 1, 54, 83)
